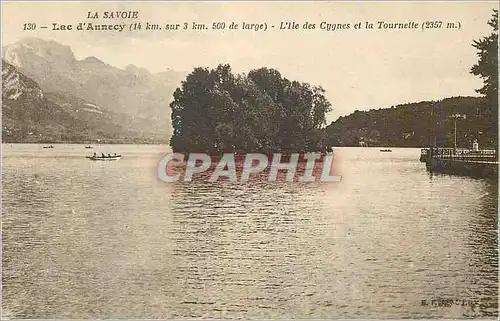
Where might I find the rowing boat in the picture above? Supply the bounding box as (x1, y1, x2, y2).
(86, 155, 122, 161)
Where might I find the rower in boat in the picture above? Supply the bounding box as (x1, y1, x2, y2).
(86, 153, 121, 160)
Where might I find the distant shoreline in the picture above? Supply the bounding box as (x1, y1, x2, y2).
(2, 141, 169, 145)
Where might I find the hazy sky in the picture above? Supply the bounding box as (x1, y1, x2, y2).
(2, 1, 498, 122)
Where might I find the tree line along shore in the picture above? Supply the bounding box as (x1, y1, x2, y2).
(169, 10, 497, 154)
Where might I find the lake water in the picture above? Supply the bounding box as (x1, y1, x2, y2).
(2, 144, 498, 319)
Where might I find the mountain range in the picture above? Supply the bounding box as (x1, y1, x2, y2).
(3, 38, 491, 147)
(2, 37, 186, 143)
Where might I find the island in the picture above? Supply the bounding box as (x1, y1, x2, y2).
(169, 64, 332, 156)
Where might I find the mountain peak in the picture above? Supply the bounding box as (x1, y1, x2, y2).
(81, 56, 105, 64)
(125, 64, 149, 73)
(3, 37, 76, 68)
(1, 37, 178, 138)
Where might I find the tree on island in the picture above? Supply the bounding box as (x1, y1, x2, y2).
(170, 64, 332, 154)
(471, 9, 498, 147)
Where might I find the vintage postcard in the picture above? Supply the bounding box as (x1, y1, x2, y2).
(1, 0, 498, 319)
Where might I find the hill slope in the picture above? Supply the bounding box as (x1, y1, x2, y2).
(325, 97, 496, 149)
(2, 37, 185, 136)
(2, 59, 167, 143)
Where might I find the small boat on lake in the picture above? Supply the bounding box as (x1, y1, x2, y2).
(380, 149, 392, 152)
(85, 146, 94, 149)
(86, 153, 122, 161)
(43, 145, 54, 149)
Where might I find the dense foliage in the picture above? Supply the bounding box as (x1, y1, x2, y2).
(326, 11, 498, 149)
(170, 64, 332, 154)
(471, 9, 498, 145)
(325, 97, 498, 148)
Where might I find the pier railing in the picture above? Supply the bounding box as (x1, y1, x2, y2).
(421, 148, 497, 163)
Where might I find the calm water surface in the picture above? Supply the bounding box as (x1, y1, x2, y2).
(2, 144, 498, 319)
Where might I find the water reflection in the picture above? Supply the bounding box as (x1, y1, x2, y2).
(168, 179, 321, 318)
(1, 145, 498, 319)
(463, 181, 498, 317)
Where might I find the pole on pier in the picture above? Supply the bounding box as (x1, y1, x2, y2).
(448, 112, 466, 153)
(454, 118, 457, 152)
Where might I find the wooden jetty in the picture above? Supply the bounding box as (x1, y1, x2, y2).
(420, 147, 498, 179)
